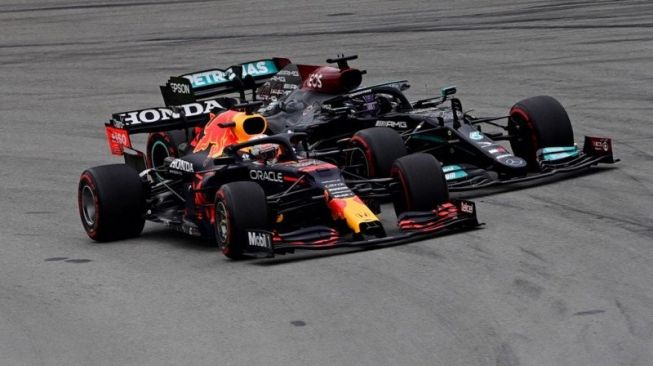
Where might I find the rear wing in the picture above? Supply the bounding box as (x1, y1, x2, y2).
(107, 97, 231, 134)
(104, 96, 235, 159)
(160, 57, 292, 105)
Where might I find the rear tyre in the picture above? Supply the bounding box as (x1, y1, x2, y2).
(391, 153, 449, 216)
(351, 127, 407, 177)
(146, 129, 194, 169)
(78, 164, 146, 241)
(214, 182, 270, 259)
(508, 95, 574, 167)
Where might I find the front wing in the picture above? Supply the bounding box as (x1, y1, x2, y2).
(447, 136, 618, 192)
(242, 200, 480, 258)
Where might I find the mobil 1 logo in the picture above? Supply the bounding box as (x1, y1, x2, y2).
(246, 230, 272, 250)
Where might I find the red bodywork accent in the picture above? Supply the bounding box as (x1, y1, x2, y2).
(510, 107, 539, 162)
(105, 126, 132, 156)
(299, 65, 363, 94)
(273, 229, 340, 248)
(398, 203, 460, 232)
(298, 162, 337, 173)
(191, 172, 216, 225)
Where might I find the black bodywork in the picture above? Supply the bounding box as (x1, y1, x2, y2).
(103, 128, 479, 258)
(261, 83, 617, 191)
(153, 55, 617, 192)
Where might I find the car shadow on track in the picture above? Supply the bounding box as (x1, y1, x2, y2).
(137, 228, 220, 253)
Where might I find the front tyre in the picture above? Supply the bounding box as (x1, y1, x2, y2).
(391, 153, 449, 216)
(508, 95, 574, 167)
(78, 164, 146, 241)
(214, 182, 270, 259)
(351, 127, 407, 177)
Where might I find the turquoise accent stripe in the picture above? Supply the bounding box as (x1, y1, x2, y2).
(542, 146, 577, 154)
(541, 146, 579, 161)
(442, 165, 468, 180)
(442, 165, 462, 173)
(444, 171, 468, 181)
(412, 135, 447, 144)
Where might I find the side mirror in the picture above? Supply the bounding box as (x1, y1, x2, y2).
(441, 85, 457, 98)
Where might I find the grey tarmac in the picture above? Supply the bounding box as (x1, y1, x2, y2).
(1, 1, 652, 365)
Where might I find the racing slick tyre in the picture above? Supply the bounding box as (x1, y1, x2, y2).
(146, 129, 195, 169)
(508, 95, 575, 168)
(391, 153, 449, 216)
(351, 127, 407, 177)
(78, 164, 146, 242)
(214, 182, 270, 259)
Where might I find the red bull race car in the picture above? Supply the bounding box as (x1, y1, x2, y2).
(146, 55, 617, 192)
(80, 101, 480, 258)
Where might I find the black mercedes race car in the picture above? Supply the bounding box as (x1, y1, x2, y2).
(149, 55, 617, 192)
(79, 103, 479, 259)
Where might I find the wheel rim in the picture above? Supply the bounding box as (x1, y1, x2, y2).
(344, 146, 370, 178)
(81, 185, 97, 226)
(150, 140, 170, 168)
(215, 201, 229, 245)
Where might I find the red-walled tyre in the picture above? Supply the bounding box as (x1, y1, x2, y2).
(78, 164, 145, 242)
(391, 153, 449, 216)
(214, 182, 270, 259)
(350, 127, 406, 177)
(508, 95, 575, 168)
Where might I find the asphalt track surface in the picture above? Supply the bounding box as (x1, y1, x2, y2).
(1, 1, 652, 365)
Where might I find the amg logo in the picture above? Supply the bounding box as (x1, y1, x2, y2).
(169, 159, 194, 173)
(247, 232, 271, 249)
(375, 120, 408, 129)
(249, 170, 283, 183)
(460, 201, 474, 214)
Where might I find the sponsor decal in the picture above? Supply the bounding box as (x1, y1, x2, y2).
(169, 82, 190, 94)
(445, 171, 468, 181)
(169, 159, 194, 173)
(280, 159, 328, 168)
(276, 69, 300, 77)
(442, 165, 461, 173)
(477, 141, 492, 147)
(488, 147, 507, 155)
(375, 120, 408, 129)
(593, 139, 610, 152)
(105, 126, 132, 155)
(324, 180, 355, 199)
(497, 156, 524, 166)
(307, 73, 323, 88)
(183, 60, 276, 88)
(247, 231, 272, 249)
(249, 170, 283, 183)
(116, 99, 225, 125)
(469, 131, 483, 140)
(460, 201, 474, 214)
